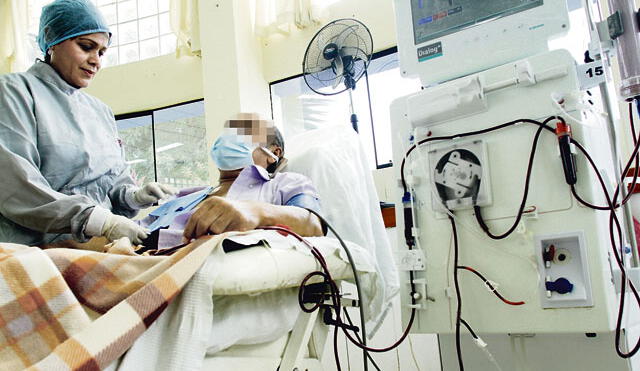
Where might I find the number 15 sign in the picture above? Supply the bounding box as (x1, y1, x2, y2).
(577, 60, 608, 90)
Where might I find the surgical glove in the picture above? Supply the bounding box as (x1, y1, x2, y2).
(133, 182, 174, 207)
(101, 214, 149, 245)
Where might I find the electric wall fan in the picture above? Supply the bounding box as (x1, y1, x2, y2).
(302, 18, 373, 132)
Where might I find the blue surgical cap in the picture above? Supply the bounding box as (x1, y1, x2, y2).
(37, 0, 112, 54)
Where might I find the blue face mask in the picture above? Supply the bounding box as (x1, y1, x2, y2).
(210, 134, 255, 171)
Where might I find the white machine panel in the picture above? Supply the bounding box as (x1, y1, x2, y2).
(393, 0, 570, 86)
(391, 49, 619, 334)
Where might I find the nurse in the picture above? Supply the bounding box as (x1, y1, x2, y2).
(0, 0, 171, 246)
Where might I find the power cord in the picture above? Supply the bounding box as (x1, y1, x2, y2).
(304, 209, 418, 352)
(266, 208, 417, 371)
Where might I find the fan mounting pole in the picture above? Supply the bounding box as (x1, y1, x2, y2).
(348, 88, 358, 133)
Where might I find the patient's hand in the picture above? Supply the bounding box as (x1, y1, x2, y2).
(183, 196, 261, 240)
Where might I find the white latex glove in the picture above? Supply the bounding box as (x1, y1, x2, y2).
(133, 182, 174, 207)
(101, 214, 149, 245)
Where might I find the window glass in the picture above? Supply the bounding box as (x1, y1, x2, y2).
(139, 15, 159, 40)
(26, 0, 176, 67)
(153, 101, 208, 189)
(116, 101, 208, 189)
(366, 53, 422, 166)
(117, 0, 138, 23)
(138, 0, 158, 17)
(118, 21, 139, 45)
(140, 38, 160, 59)
(117, 115, 154, 185)
(270, 50, 421, 169)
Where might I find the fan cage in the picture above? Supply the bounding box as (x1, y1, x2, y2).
(302, 18, 373, 96)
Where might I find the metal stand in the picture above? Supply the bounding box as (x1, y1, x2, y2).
(348, 88, 359, 133)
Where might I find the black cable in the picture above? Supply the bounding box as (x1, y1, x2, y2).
(263, 216, 390, 370)
(621, 101, 639, 206)
(473, 119, 551, 239)
(344, 310, 383, 371)
(333, 324, 342, 371)
(560, 127, 640, 358)
(570, 100, 640, 210)
(404, 116, 556, 241)
(449, 215, 464, 371)
(459, 318, 478, 339)
(305, 208, 370, 368)
(399, 117, 559, 194)
(297, 212, 418, 354)
(261, 226, 346, 370)
(306, 209, 420, 354)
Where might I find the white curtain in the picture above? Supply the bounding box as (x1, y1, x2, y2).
(255, 0, 331, 37)
(169, 0, 201, 57)
(0, 0, 28, 74)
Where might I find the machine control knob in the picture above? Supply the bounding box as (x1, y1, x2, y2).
(545, 277, 574, 294)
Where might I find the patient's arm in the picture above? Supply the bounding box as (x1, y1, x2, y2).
(183, 196, 323, 240)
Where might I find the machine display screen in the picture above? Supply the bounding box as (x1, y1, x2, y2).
(411, 0, 544, 45)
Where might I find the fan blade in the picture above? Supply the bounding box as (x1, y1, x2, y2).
(333, 54, 344, 76)
(332, 75, 344, 90)
(339, 46, 368, 60)
(334, 24, 359, 50)
(306, 64, 333, 75)
(332, 55, 344, 89)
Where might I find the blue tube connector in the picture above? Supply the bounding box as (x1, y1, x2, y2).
(545, 277, 574, 294)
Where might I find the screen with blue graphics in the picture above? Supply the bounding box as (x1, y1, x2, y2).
(411, 0, 544, 45)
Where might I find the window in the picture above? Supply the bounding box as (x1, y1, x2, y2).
(116, 100, 209, 189)
(270, 48, 421, 169)
(27, 0, 176, 67)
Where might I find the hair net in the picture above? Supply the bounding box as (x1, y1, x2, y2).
(37, 0, 111, 53)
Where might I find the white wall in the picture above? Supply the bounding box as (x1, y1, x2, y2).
(86, 53, 203, 115)
(198, 0, 271, 184)
(260, 0, 398, 82)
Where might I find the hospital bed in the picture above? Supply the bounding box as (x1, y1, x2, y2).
(0, 125, 395, 370)
(205, 124, 397, 370)
(118, 124, 399, 370)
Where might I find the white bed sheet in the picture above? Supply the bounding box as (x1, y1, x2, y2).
(113, 231, 380, 370)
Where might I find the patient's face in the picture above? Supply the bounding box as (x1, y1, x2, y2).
(224, 113, 276, 148)
(223, 113, 281, 169)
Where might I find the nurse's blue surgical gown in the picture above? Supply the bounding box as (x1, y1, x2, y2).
(0, 61, 138, 245)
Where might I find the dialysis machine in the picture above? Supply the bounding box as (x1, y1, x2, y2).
(391, 0, 640, 370)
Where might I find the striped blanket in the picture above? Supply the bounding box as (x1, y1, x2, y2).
(0, 235, 221, 370)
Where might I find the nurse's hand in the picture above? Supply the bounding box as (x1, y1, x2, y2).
(133, 182, 174, 207)
(101, 214, 149, 245)
(182, 196, 261, 241)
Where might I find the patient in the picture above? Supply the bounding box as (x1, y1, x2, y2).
(181, 116, 321, 241)
(183, 114, 324, 241)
